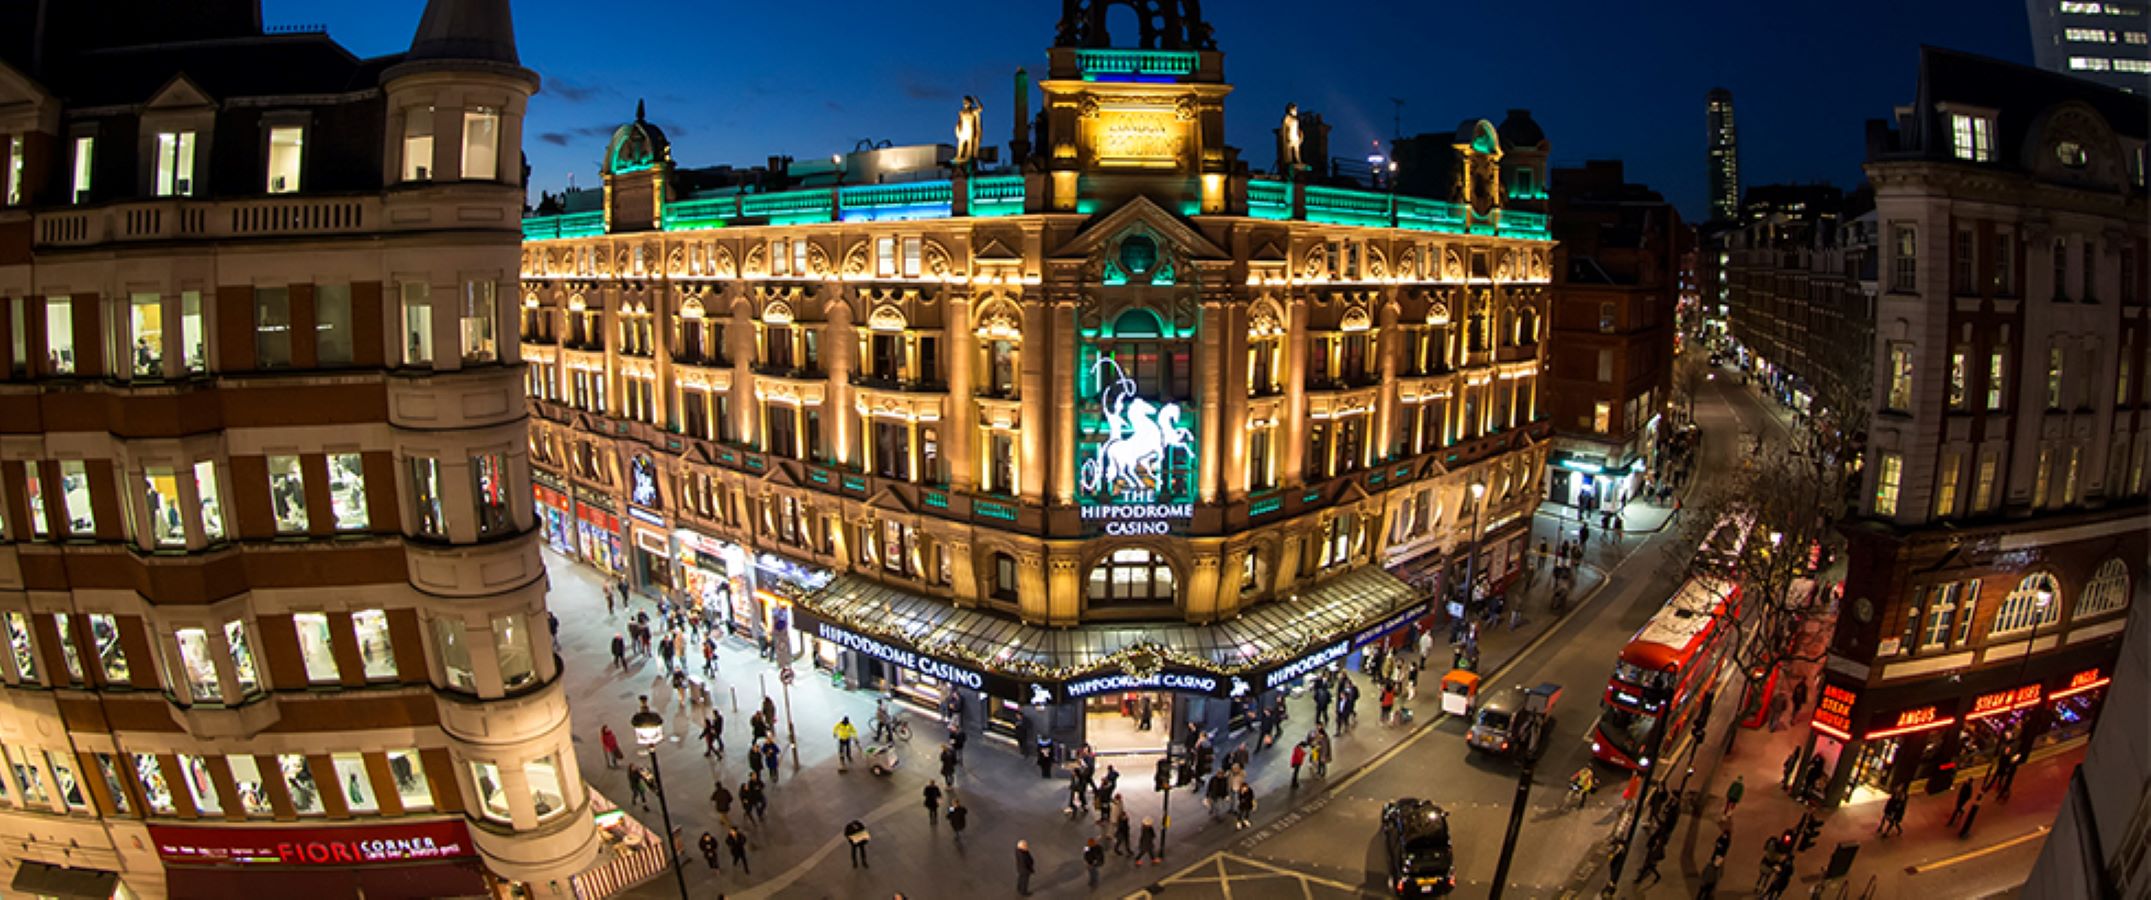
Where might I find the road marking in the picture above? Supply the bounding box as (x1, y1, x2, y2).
(1905, 825, 2051, 874)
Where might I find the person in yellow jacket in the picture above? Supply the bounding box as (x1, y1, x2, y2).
(834, 717, 859, 766)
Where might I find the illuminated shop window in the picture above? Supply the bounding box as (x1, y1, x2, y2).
(354, 609, 397, 680)
(174, 627, 220, 702)
(134, 754, 173, 814)
(469, 760, 510, 822)
(6, 612, 39, 684)
(177, 754, 220, 814)
(280, 754, 322, 815)
(333, 753, 376, 813)
(226, 755, 273, 816)
(388, 749, 432, 810)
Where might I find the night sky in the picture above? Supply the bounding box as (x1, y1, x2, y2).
(275, 0, 2033, 220)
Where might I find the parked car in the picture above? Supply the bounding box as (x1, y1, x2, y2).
(1380, 798, 1455, 896)
(1465, 683, 1561, 760)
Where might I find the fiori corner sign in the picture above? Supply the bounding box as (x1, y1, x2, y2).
(148, 821, 477, 867)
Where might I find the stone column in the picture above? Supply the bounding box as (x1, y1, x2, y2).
(1198, 292, 1226, 504)
(1020, 294, 1051, 506)
(947, 292, 977, 492)
(1375, 295, 1401, 458)
(826, 294, 857, 468)
(1283, 295, 1310, 486)
(1052, 295, 1079, 506)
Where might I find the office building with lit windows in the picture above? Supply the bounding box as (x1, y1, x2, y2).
(0, 1, 603, 897)
(517, 1, 1552, 754)
(1805, 47, 2147, 807)
(1707, 88, 1741, 223)
(2027, 0, 2151, 92)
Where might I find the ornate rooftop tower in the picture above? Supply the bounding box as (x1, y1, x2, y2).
(1036, 0, 1235, 214)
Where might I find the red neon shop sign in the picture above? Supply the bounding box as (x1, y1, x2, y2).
(148, 821, 477, 867)
(2054, 667, 2111, 700)
(1967, 684, 2045, 721)
(1812, 685, 1857, 740)
(1864, 704, 1954, 740)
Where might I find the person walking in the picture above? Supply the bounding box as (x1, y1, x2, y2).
(1879, 788, 1907, 837)
(709, 783, 734, 828)
(1782, 746, 1802, 791)
(948, 794, 969, 844)
(1697, 852, 1724, 900)
(741, 778, 766, 824)
(940, 743, 959, 787)
(701, 712, 724, 758)
(1958, 786, 1986, 838)
(761, 738, 781, 784)
(626, 765, 648, 810)
(724, 826, 750, 874)
(610, 633, 628, 669)
(1234, 781, 1257, 830)
(1948, 779, 1975, 827)
(1112, 806, 1132, 856)
(1083, 837, 1105, 887)
(834, 717, 858, 767)
(1761, 859, 1795, 900)
(1379, 684, 1396, 724)
(1289, 741, 1306, 788)
(1205, 768, 1230, 820)
(1723, 775, 1746, 816)
(698, 831, 721, 870)
(600, 725, 624, 769)
(1997, 753, 2022, 802)
(923, 782, 942, 826)
(1312, 680, 1331, 728)
(746, 738, 765, 782)
(844, 819, 871, 867)
(1014, 840, 1036, 896)
(1634, 838, 1666, 887)
(1136, 817, 1159, 866)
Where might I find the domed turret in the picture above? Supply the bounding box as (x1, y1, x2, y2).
(606, 100, 672, 175)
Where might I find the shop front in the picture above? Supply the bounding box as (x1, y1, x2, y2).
(626, 513, 671, 598)
(675, 529, 748, 633)
(1547, 450, 1644, 512)
(148, 820, 489, 899)
(572, 488, 624, 575)
(533, 474, 573, 555)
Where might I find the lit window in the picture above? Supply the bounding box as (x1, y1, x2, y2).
(433, 617, 476, 692)
(6, 612, 39, 684)
(47, 751, 86, 811)
(1593, 401, 1612, 433)
(134, 754, 174, 814)
(526, 756, 566, 821)
(152, 132, 198, 198)
(1888, 344, 1914, 410)
(1934, 450, 1961, 518)
(266, 126, 303, 193)
(402, 107, 435, 181)
(5, 135, 22, 206)
(469, 761, 509, 822)
(387, 749, 432, 811)
(461, 107, 500, 180)
(87, 613, 129, 684)
(1874, 452, 1903, 515)
(294, 613, 339, 683)
(1948, 349, 1968, 408)
(2077, 558, 2131, 618)
(94, 755, 131, 815)
(174, 627, 220, 702)
(402, 282, 434, 367)
(461, 280, 497, 363)
(1950, 114, 1993, 162)
(1987, 349, 2007, 410)
(194, 460, 224, 542)
(58, 459, 94, 536)
(332, 753, 376, 814)
(472, 452, 509, 536)
(181, 291, 205, 373)
(329, 453, 369, 531)
(903, 236, 923, 277)
(1990, 572, 2062, 635)
(280, 754, 323, 815)
(177, 754, 220, 814)
(71, 136, 93, 204)
(130, 292, 164, 379)
(226, 755, 274, 817)
(1892, 225, 1917, 292)
(45, 296, 75, 374)
(353, 609, 397, 680)
(8, 747, 47, 807)
(409, 456, 446, 539)
(2048, 346, 2066, 409)
(224, 619, 258, 696)
(2034, 446, 2055, 507)
(492, 611, 536, 691)
(268, 455, 308, 534)
(875, 236, 895, 277)
(1974, 452, 1999, 511)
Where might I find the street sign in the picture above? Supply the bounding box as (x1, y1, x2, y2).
(1824, 842, 1858, 879)
(780, 667, 795, 685)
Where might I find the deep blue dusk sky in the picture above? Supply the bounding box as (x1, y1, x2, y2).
(274, 0, 2033, 220)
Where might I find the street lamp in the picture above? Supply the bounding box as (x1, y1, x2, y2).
(632, 696, 691, 900)
(2003, 588, 2056, 763)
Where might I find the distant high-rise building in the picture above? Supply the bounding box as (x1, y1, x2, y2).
(2027, 0, 2151, 92)
(1706, 88, 1740, 223)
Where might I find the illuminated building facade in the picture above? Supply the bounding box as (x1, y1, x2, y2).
(0, 1, 600, 896)
(1707, 88, 1741, 224)
(2026, 0, 2151, 93)
(518, 1, 1553, 748)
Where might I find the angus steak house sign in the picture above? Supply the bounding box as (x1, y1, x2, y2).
(149, 821, 478, 867)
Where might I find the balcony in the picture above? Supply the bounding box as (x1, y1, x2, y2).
(850, 372, 949, 394)
(35, 195, 382, 248)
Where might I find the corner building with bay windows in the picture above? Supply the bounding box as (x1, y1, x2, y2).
(0, 1, 601, 897)
(520, 1, 1553, 751)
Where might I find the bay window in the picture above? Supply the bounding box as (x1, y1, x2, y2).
(387, 749, 431, 810)
(177, 754, 219, 814)
(469, 760, 509, 822)
(492, 612, 535, 690)
(433, 617, 476, 692)
(409, 456, 445, 539)
(401, 283, 434, 367)
(56, 460, 93, 536)
(527, 756, 566, 821)
(135, 754, 174, 814)
(224, 619, 259, 696)
(174, 627, 220, 702)
(88, 614, 129, 684)
(226, 755, 273, 816)
(194, 460, 224, 542)
(6, 612, 38, 684)
(146, 466, 185, 546)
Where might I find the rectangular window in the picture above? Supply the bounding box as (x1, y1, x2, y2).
(1954, 229, 1976, 292)
(194, 460, 224, 542)
(293, 613, 338, 684)
(134, 754, 173, 814)
(95, 755, 132, 815)
(461, 280, 497, 363)
(280, 754, 323, 815)
(2034, 446, 2055, 508)
(469, 761, 509, 822)
(46, 751, 86, 811)
(1935, 450, 1961, 518)
(46, 297, 74, 374)
(58, 459, 95, 536)
(153, 132, 198, 197)
(1994, 235, 2015, 294)
(2063, 445, 2084, 505)
(177, 754, 220, 814)
(226, 755, 273, 817)
(1922, 582, 1959, 648)
(329, 453, 369, 530)
(224, 619, 258, 696)
(1974, 452, 1999, 511)
(1597, 348, 1614, 382)
(129, 292, 163, 378)
(353, 609, 397, 680)
(1987, 349, 2007, 410)
(87, 613, 128, 684)
(409, 457, 445, 539)
(332, 753, 376, 814)
(874, 236, 895, 277)
(1888, 344, 1914, 410)
(54, 617, 82, 683)
(1892, 225, 1918, 292)
(472, 452, 509, 537)
(1593, 401, 1612, 434)
(1950, 115, 1994, 163)
(403, 108, 435, 181)
(4, 135, 21, 205)
(174, 627, 220, 702)
(387, 749, 431, 811)
(433, 617, 476, 692)
(526, 756, 566, 821)
(6, 612, 39, 684)
(19, 461, 42, 539)
(266, 126, 303, 193)
(9, 299, 25, 376)
(903, 237, 923, 278)
(1954, 579, 1982, 645)
(71, 136, 93, 203)
(315, 284, 353, 366)
(402, 283, 433, 367)
(181, 290, 205, 373)
(1248, 426, 1272, 490)
(2048, 346, 2065, 410)
(1948, 349, 1968, 408)
(792, 240, 809, 277)
(8, 747, 47, 807)
(1874, 452, 1904, 515)
(461, 108, 500, 180)
(267, 455, 308, 534)
(254, 287, 292, 368)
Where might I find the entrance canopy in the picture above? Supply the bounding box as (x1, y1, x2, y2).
(791, 565, 1422, 701)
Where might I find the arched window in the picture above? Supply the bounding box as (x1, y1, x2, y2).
(993, 553, 1020, 602)
(1087, 548, 1176, 605)
(2077, 559, 2130, 619)
(1111, 308, 1162, 337)
(1990, 572, 2063, 635)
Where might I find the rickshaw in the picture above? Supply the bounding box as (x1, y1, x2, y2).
(1439, 669, 1481, 717)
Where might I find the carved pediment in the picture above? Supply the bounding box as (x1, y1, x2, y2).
(1052, 195, 1229, 262)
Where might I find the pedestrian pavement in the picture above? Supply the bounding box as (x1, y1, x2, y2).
(547, 500, 1660, 899)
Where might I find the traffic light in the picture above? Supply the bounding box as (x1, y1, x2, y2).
(1797, 813, 1822, 851)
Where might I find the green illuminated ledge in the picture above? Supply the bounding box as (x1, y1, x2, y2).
(1075, 49, 1199, 77)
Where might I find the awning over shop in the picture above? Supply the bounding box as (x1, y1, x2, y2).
(791, 565, 1423, 697)
(161, 860, 487, 900)
(10, 862, 119, 899)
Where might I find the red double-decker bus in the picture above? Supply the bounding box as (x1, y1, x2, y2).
(1591, 575, 1739, 770)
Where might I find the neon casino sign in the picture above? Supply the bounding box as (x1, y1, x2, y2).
(1078, 355, 1196, 534)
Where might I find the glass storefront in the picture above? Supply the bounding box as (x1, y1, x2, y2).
(574, 491, 623, 575)
(534, 479, 572, 554)
(676, 529, 747, 633)
(630, 523, 672, 596)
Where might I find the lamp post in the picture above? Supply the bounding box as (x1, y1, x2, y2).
(2003, 589, 2055, 765)
(632, 695, 691, 900)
